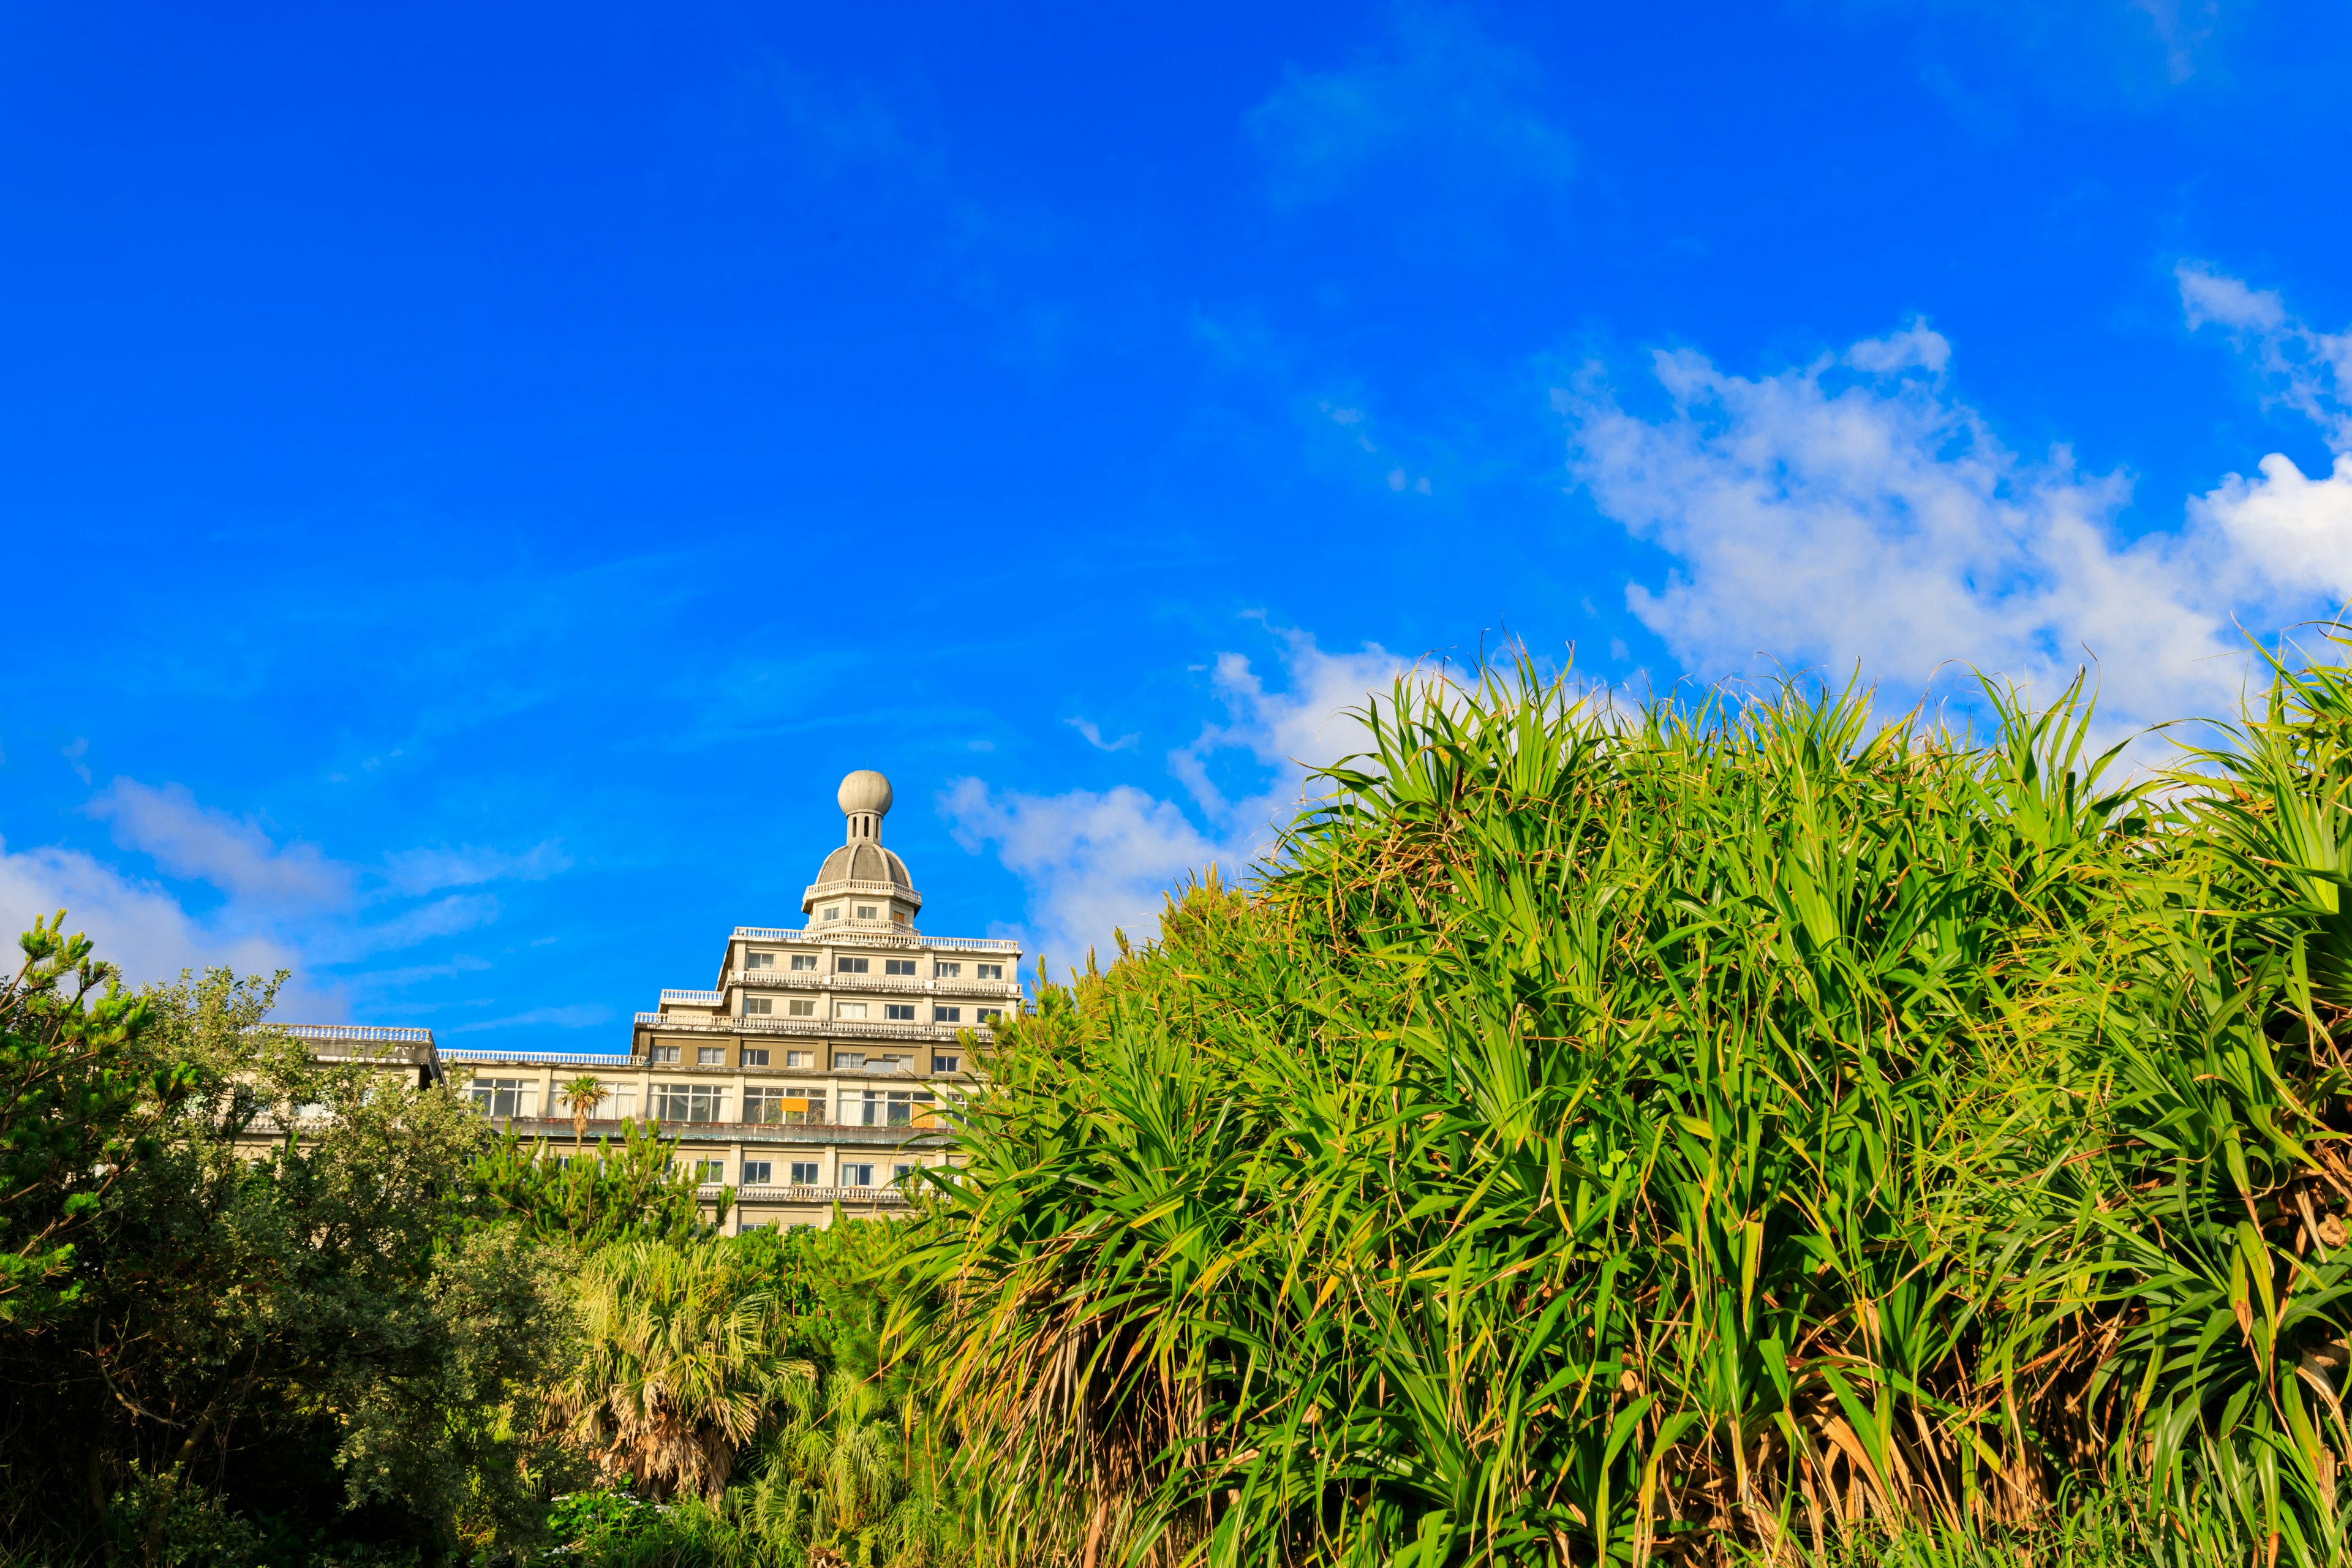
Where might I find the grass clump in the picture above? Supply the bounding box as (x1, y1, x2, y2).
(901, 643, 2352, 1566)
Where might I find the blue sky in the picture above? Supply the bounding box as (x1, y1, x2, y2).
(3, 0, 2348, 1050)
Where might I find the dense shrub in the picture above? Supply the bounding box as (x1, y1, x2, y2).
(902, 645, 2352, 1566)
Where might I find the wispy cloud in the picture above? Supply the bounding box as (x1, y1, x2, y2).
(2178, 262, 2352, 450)
(1246, 4, 1574, 209)
(382, 841, 571, 895)
(2, 777, 583, 1014)
(1065, 717, 1139, 752)
(946, 630, 1415, 967)
(88, 779, 352, 910)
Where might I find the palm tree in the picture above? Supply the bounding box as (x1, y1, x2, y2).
(544, 1240, 811, 1501)
(559, 1074, 609, 1155)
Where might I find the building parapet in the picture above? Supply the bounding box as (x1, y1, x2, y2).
(442, 1049, 639, 1068)
(635, 1012, 992, 1043)
(732, 925, 1020, 953)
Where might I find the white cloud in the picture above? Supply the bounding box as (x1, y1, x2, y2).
(0, 835, 337, 1014)
(2189, 453, 2352, 603)
(945, 630, 1417, 968)
(87, 778, 353, 909)
(1557, 322, 2261, 728)
(2177, 262, 2352, 605)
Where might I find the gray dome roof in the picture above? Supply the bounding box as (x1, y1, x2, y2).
(815, 840, 913, 890)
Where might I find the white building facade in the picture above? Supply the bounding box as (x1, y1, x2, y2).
(313, 771, 1020, 1231)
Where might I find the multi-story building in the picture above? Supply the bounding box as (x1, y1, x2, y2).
(271, 771, 1020, 1232)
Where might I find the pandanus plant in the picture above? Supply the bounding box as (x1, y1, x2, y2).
(900, 638, 2352, 1568)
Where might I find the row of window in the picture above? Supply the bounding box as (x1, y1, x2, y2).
(742, 953, 1004, 981)
(739, 999, 1001, 1023)
(818, 903, 907, 924)
(645, 1041, 974, 1069)
(469, 1079, 956, 1125)
(683, 1158, 920, 1188)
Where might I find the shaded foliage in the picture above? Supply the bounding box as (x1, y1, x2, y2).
(0, 965, 577, 1566)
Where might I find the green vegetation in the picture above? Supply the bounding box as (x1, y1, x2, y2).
(900, 641, 2352, 1566)
(8, 636, 2352, 1564)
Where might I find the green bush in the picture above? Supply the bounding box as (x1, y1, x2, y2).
(900, 644, 2352, 1566)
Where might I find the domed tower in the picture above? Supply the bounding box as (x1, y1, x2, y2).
(803, 770, 922, 933)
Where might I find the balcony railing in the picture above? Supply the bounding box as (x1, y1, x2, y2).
(801, 878, 924, 906)
(660, 989, 725, 1006)
(271, 1023, 437, 1046)
(731, 925, 1022, 953)
(722, 1183, 913, 1207)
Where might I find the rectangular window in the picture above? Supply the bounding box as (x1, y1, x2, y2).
(842, 1089, 937, 1127)
(976, 1008, 1003, 1023)
(743, 997, 772, 1015)
(742, 1048, 769, 1066)
(789, 954, 819, 971)
(787, 999, 815, 1017)
(745, 1089, 821, 1124)
(932, 1054, 960, 1073)
(834, 1051, 867, 1069)
(842, 1163, 875, 1188)
(784, 1050, 814, 1068)
(609, 1087, 637, 1120)
(836, 957, 869, 974)
(698, 1046, 725, 1065)
(884, 1003, 915, 1021)
(692, 1158, 727, 1183)
(789, 1161, 820, 1186)
(892, 911, 909, 925)
(650, 1046, 680, 1064)
(742, 1160, 772, 1185)
(745, 951, 775, 969)
(894, 1163, 918, 1184)
(976, 963, 1003, 981)
(856, 905, 878, 920)
(934, 1006, 962, 1023)
(837, 1001, 869, 1020)
(934, 961, 962, 979)
(823, 906, 840, 921)
(884, 958, 916, 976)
(468, 1078, 532, 1117)
(652, 1084, 725, 1123)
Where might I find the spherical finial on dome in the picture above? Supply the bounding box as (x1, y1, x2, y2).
(837, 770, 894, 819)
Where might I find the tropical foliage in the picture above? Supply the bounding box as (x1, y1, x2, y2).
(469, 1121, 728, 1249)
(902, 638, 2352, 1567)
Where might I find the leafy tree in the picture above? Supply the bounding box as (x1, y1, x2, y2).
(0, 913, 190, 1324)
(0, 960, 578, 1565)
